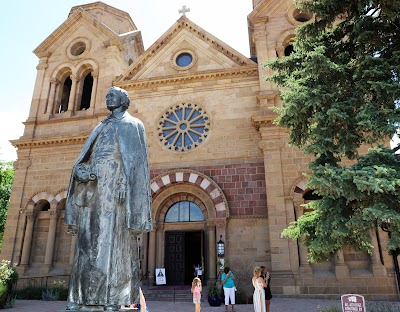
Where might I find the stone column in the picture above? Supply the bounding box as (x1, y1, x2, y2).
(19, 211, 36, 273)
(141, 232, 149, 282)
(252, 19, 275, 91)
(156, 224, 164, 268)
(335, 249, 349, 278)
(207, 221, 217, 282)
(148, 227, 157, 285)
(26, 54, 49, 124)
(67, 74, 78, 114)
(43, 208, 60, 273)
(293, 198, 312, 275)
(258, 128, 292, 272)
(370, 228, 387, 276)
(89, 70, 99, 111)
(45, 78, 59, 117)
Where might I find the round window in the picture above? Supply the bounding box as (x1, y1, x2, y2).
(176, 52, 193, 67)
(158, 102, 210, 152)
(67, 38, 90, 60)
(70, 41, 86, 56)
(292, 9, 312, 23)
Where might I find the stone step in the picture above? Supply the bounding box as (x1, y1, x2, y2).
(142, 285, 201, 302)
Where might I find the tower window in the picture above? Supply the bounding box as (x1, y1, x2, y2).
(79, 73, 93, 110)
(293, 9, 312, 23)
(284, 44, 294, 56)
(57, 77, 72, 113)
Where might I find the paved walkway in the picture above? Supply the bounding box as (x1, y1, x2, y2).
(3, 298, 344, 312)
(6, 298, 400, 312)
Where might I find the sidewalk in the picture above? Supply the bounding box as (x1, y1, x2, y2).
(5, 298, 344, 312)
(7, 298, 400, 312)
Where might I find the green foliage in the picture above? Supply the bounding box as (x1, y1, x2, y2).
(0, 162, 14, 249)
(16, 285, 68, 301)
(207, 285, 220, 297)
(15, 286, 44, 300)
(0, 260, 17, 286)
(0, 260, 18, 309)
(266, 0, 400, 262)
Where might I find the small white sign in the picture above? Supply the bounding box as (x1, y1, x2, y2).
(155, 268, 166, 285)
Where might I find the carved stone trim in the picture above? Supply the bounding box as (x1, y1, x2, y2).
(229, 215, 268, 219)
(215, 219, 226, 229)
(258, 139, 285, 151)
(26, 211, 37, 222)
(49, 210, 61, 219)
(116, 66, 258, 90)
(252, 114, 279, 131)
(151, 169, 229, 217)
(206, 220, 216, 227)
(10, 134, 89, 149)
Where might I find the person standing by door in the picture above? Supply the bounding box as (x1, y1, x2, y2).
(252, 266, 267, 312)
(221, 267, 235, 312)
(260, 266, 272, 312)
(192, 277, 202, 312)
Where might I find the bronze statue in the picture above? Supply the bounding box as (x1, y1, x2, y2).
(64, 86, 152, 311)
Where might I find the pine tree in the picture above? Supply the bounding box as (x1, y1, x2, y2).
(266, 0, 400, 262)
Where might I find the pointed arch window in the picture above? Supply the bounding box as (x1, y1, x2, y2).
(165, 201, 204, 222)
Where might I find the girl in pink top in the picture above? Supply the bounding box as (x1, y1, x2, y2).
(191, 277, 202, 312)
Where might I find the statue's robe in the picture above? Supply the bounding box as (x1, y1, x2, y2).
(65, 111, 152, 308)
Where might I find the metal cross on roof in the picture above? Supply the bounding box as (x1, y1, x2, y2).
(178, 5, 190, 16)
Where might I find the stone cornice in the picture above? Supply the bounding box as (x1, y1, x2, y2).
(10, 134, 89, 150)
(229, 215, 268, 219)
(251, 114, 279, 131)
(115, 66, 258, 90)
(23, 112, 108, 126)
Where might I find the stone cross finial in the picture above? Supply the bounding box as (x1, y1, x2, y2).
(178, 5, 190, 16)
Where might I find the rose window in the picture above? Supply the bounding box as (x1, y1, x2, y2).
(158, 102, 210, 152)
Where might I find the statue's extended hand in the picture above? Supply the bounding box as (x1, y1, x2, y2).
(117, 184, 126, 204)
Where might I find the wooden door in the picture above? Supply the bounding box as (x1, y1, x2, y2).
(165, 232, 185, 285)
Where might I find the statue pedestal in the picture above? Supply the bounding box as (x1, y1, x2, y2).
(57, 307, 138, 312)
(58, 308, 137, 312)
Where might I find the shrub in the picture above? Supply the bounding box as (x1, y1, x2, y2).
(17, 278, 67, 302)
(0, 260, 18, 308)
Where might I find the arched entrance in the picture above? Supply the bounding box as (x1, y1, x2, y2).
(146, 169, 228, 285)
(164, 200, 205, 285)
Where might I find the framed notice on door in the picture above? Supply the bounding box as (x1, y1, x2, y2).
(155, 268, 166, 285)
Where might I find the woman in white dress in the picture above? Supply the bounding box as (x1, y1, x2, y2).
(252, 266, 267, 312)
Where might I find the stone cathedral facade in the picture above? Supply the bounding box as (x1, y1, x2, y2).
(2, 0, 398, 300)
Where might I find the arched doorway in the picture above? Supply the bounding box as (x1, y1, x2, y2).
(164, 200, 205, 285)
(147, 169, 229, 286)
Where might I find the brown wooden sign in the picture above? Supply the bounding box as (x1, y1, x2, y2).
(341, 294, 366, 312)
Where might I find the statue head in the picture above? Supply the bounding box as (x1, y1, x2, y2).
(106, 86, 130, 111)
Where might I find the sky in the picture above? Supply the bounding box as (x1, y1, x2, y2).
(0, 0, 254, 161)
